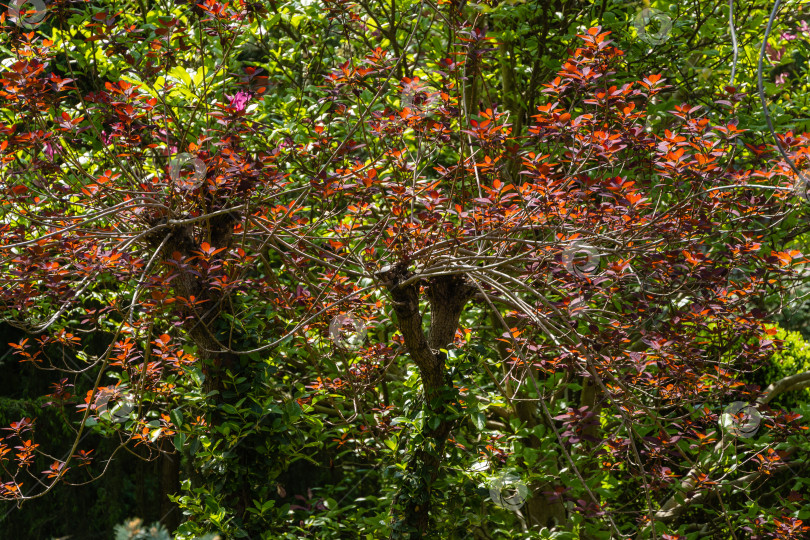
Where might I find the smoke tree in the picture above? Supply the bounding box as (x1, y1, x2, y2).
(0, 0, 809, 538)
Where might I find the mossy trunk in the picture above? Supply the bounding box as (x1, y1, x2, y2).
(381, 269, 474, 538)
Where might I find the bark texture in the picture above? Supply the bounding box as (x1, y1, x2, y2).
(380, 267, 474, 538)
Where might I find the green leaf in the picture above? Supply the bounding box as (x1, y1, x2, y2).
(173, 432, 187, 452)
(169, 65, 193, 87)
(221, 403, 239, 415)
(189, 367, 204, 386)
(170, 408, 183, 428)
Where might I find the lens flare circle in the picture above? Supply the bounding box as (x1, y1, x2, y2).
(95, 391, 136, 424)
(562, 242, 601, 278)
(489, 473, 528, 511)
(329, 314, 367, 350)
(634, 8, 673, 46)
(169, 153, 207, 190)
(400, 77, 441, 117)
(8, 0, 46, 29)
(720, 401, 762, 439)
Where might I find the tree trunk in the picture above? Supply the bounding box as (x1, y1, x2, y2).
(380, 268, 474, 539)
(159, 439, 182, 531)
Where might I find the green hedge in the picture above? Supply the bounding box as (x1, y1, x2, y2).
(764, 325, 810, 409)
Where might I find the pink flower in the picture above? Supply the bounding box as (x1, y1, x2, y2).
(226, 91, 251, 112)
(776, 73, 789, 86)
(765, 43, 785, 64)
(43, 141, 61, 161)
(782, 31, 797, 41)
(799, 20, 810, 35)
